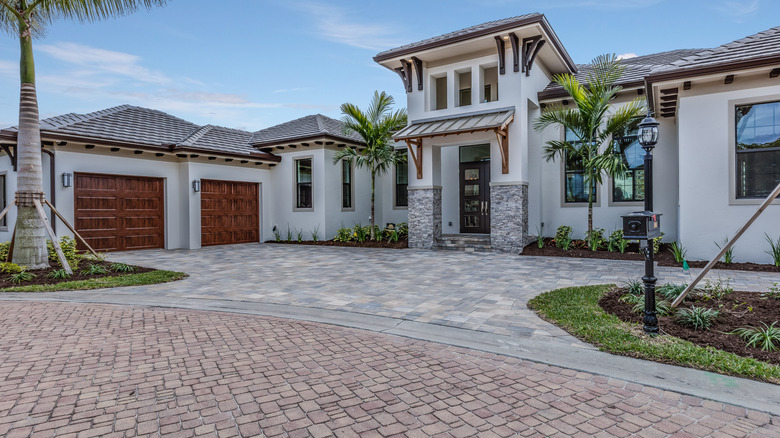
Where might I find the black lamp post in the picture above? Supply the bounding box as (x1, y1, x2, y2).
(637, 112, 660, 334)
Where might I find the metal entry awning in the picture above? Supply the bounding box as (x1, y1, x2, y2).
(394, 107, 515, 178)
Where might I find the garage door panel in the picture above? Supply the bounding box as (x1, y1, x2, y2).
(201, 180, 259, 246)
(75, 173, 164, 252)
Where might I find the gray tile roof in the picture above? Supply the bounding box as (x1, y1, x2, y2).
(4, 105, 269, 158)
(394, 107, 515, 140)
(540, 49, 702, 97)
(375, 14, 542, 61)
(653, 25, 780, 73)
(249, 114, 364, 147)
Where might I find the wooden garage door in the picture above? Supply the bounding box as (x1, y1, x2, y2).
(74, 173, 165, 252)
(201, 180, 259, 246)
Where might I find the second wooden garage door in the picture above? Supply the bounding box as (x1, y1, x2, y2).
(74, 173, 165, 252)
(201, 180, 259, 246)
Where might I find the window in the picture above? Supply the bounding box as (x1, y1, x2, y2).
(736, 101, 780, 198)
(481, 66, 498, 103)
(0, 174, 5, 227)
(342, 160, 352, 209)
(564, 128, 595, 203)
(295, 158, 312, 209)
(434, 76, 447, 110)
(612, 130, 645, 202)
(457, 70, 471, 107)
(395, 161, 408, 207)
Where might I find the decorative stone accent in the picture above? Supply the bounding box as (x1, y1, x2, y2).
(408, 187, 442, 249)
(490, 183, 528, 253)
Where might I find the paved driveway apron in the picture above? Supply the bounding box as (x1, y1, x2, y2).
(100, 244, 780, 344)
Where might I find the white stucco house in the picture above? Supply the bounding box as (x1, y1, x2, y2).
(374, 14, 780, 263)
(1, 13, 778, 264)
(0, 107, 406, 251)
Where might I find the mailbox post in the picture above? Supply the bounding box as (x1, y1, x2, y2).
(622, 112, 661, 335)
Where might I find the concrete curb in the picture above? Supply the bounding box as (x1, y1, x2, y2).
(2, 292, 778, 416)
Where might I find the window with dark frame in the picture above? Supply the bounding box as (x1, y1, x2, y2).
(736, 101, 780, 198)
(612, 130, 645, 202)
(295, 158, 312, 209)
(342, 160, 352, 209)
(564, 128, 596, 203)
(0, 175, 5, 227)
(395, 161, 408, 207)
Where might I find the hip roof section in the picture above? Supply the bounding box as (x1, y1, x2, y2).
(249, 114, 364, 148)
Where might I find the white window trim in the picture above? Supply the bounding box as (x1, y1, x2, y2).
(560, 128, 601, 208)
(728, 95, 780, 205)
(293, 155, 314, 212)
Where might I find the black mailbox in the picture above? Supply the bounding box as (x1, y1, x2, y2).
(622, 211, 661, 240)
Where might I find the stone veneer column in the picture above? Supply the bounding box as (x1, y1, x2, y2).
(408, 187, 442, 249)
(490, 183, 528, 253)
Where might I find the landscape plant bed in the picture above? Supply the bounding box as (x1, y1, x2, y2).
(522, 239, 780, 273)
(600, 287, 780, 365)
(528, 285, 780, 383)
(0, 260, 186, 292)
(266, 239, 408, 249)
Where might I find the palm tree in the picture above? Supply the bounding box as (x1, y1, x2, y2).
(333, 91, 407, 240)
(0, 0, 166, 269)
(533, 54, 645, 235)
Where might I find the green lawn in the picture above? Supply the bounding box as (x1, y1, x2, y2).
(0, 270, 186, 292)
(527, 284, 780, 384)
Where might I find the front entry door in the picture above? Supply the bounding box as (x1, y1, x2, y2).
(460, 161, 490, 234)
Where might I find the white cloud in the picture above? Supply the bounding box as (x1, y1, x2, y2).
(37, 42, 169, 84)
(0, 59, 16, 77)
(295, 2, 405, 50)
(273, 87, 310, 94)
(716, 0, 759, 16)
(617, 53, 638, 60)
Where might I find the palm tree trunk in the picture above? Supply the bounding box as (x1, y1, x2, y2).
(13, 12, 49, 270)
(370, 170, 376, 240)
(587, 179, 594, 235)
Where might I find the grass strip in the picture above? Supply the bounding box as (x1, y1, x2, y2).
(0, 270, 186, 292)
(528, 284, 780, 384)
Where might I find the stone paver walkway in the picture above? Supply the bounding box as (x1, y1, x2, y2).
(1, 302, 778, 438)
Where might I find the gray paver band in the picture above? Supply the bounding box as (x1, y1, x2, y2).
(2, 244, 779, 416)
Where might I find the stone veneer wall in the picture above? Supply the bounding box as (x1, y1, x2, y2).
(490, 183, 528, 253)
(408, 187, 442, 249)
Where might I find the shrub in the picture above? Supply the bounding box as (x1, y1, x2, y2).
(676, 307, 719, 331)
(81, 263, 108, 276)
(657, 283, 687, 301)
(311, 225, 320, 242)
(765, 233, 780, 267)
(715, 237, 734, 264)
(625, 278, 644, 296)
(45, 236, 81, 269)
(619, 293, 643, 306)
(555, 225, 573, 250)
(652, 232, 664, 255)
(295, 228, 304, 243)
(669, 242, 687, 263)
(48, 269, 72, 279)
(730, 322, 780, 352)
(285, 225, 293, 242)
(607, 229, 628, 253)
(0, 241, 9, 261)
(353, 224, 370, 243)
(0, 261, 23, 274)
(110, 263, 135, 273)
(700, 278, 733, 300)
(397, 222, 408, 238)
(632, 299, 672, 317)
(333, 227, 353, 242)
(386, 229, 400, 243)
(273, 227, 282, 242)
(535, 226, 545, 249)
(10, 270, 35, 284)
(371, 225, 382, 241)
(763, 283, 780, 300)
(585, 228, 605, 251)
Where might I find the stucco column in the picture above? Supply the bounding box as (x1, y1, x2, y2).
(490, 182, 528, 253)
(408, 187, 442, 249)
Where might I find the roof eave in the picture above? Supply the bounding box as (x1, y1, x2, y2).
(537, 80, 645, 102)
(645, 55, 780, 84)
(250, 133, 365, 149)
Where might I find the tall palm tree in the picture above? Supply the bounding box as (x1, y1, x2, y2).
(533, 54, 645, 235)
(333, 91, 407, 240)
(0, 0, 166, 268)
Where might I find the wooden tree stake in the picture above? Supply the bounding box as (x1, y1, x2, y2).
(32, 199, 72, 275)
(44, 199, 101, 259)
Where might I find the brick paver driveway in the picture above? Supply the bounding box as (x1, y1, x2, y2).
(1, 302, 778, 437)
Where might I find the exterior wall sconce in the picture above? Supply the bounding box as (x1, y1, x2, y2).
(62, 173, 73, 188)
(192, 180, 201, 192)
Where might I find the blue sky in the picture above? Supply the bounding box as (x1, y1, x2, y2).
(0, 0, 777, 132)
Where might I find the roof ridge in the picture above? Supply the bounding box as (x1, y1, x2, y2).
(178, 125, 212, 147)
(41, 104, 131, 130)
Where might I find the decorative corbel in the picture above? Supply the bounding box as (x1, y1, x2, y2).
(494, 36, 506, 75)
(522, 36, 546, 76)
(400, 59, 413, 93)
(509, 33, 520, 72)
(1, 144, 16, 171)
(405, 138, 423, 179)
(412, 57, 423, 91)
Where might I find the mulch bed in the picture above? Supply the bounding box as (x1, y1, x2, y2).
(266, 239, 408, 249)
(522, 239, 780, 273)
(600, 287, 780, 365)
(1, 260, 153, 287)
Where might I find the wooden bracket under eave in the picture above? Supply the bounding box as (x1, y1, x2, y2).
(405, 139, 423, 179)
(494, 36, 506, 75)
(494, 129, 509, 174)
(1, 144, 16, 171)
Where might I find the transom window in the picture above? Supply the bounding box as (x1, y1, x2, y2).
(564, 128, 596, 203)
(295, 158, 312, 209)
(612, 130, 645, 202)
(736, 101, 780, 198)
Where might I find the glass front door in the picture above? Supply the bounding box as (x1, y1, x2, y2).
(459, 161, 490, 234)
